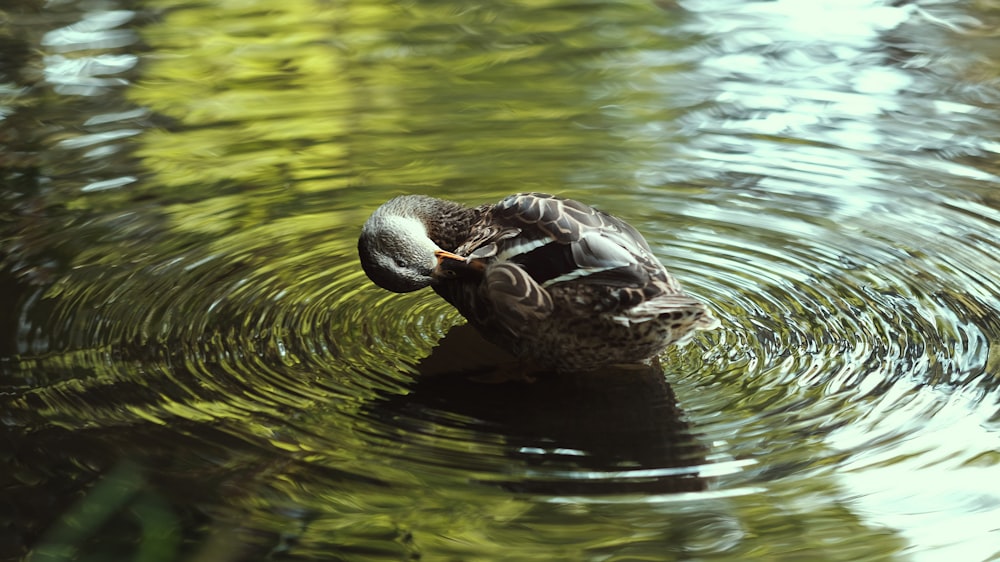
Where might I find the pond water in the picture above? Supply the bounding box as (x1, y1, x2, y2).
(3, 0, 1000, 560)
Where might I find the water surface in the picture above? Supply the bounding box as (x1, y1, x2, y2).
(2, 0, 999, 560)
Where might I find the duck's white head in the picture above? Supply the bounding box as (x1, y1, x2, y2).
(358, 196, 444, 293)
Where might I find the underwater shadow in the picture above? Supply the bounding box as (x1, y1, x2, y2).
(369, 324, 709, 495)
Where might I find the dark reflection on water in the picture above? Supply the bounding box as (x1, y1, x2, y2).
(3, 0, 1000, 560)
(374, 325, 707, 495)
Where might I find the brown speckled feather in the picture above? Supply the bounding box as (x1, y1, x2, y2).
(429, 193, 715, 370)
(455, 193, 683, 311)
(362, 192, 717, 371)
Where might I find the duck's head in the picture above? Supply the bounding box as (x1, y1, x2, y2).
(358, 196, 445, 293)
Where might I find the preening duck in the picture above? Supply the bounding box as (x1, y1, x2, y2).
(358, 192, 717, 371)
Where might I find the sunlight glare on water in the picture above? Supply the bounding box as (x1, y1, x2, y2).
(1, 0, 999, 560)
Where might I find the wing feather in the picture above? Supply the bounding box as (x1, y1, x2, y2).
(484, 262, 554, 334)
(457, 193, 677, 305)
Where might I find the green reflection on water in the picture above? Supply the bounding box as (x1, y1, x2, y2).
(129, 0, 677, 201)
(10, 0, 998, 560)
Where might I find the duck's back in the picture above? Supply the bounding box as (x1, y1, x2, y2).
(466, 194, 682, 306)
(435, 193, 714, 370)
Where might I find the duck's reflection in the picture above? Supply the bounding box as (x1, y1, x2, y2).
(372, 324, 708, 495)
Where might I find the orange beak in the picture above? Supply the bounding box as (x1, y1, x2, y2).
(434, 249, 466, 265)
(434, 250, 487, 276)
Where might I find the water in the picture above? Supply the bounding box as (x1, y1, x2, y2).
(2, 0, 999, 560)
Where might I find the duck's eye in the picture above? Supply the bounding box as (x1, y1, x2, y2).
(394, 258, 407, 268)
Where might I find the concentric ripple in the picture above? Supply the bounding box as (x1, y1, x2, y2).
(6, 216, 451, 422)
(679, 195, 994, 392)
(4, 0, 1000, 560)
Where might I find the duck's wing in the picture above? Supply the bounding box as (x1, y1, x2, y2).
(462, 193, 679, 294)
(483, 262, 554, 333)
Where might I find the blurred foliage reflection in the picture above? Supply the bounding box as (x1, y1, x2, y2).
(2, 0, 1000, 561)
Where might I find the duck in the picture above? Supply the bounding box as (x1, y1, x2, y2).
(357, 192, 717, 372)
